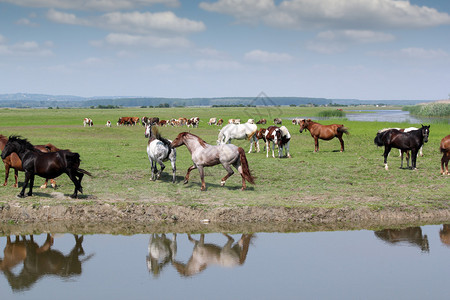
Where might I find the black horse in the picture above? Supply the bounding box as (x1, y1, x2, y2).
(374, 125, 430, 170)
(0, 136, 91, 198)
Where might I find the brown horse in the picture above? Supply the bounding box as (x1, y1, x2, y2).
(440, 135, 450, 175)
(170, 132, 255, 191)
(1, 134, 59, 188)
(298, 119, 349, 152)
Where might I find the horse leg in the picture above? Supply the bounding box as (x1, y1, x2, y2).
(411, 149, 418, 169)
(220, 163, 234, 187)
(27, 174, 35, 197)
(233, 162, 247, 190)
(198, 166, 206, 191)
(271, 142, 276, 158)
(265, 141, 270, 158)
(14, 169, 19, 188)
(170, 156, 176, 183)
(286, 141, 291, 158)
(383, 146, 391, 170)
(314, 137, 319, 152)
(151, 160, 157, 181)
(40, 179, 48, 189)
(67, 170, 82, 198)
(50, 179, 56, 188)
(184, 165, 197, 184)
(338, 136, 344, 152)
(3, 164, 10, 186)
(406, 151, 410, 169)
(400, 151, 404, 168)
(156, 160, 165, 179)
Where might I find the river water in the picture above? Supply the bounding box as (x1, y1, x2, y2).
(1, 225, 449, 299)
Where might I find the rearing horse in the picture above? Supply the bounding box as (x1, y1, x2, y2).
(299, 119, 349, 152)
(171, 132, 255, 191)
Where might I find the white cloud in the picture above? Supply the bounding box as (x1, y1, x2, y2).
(0, 37, 53, 56)
(98, 11, 206, 34)
(307, 30, 395, 54)
(194, 59, 241, 71)
(46, 9, 205, 35)
(370, 47, 449, 60)
(200, 0, 450, 30)
(244, 49, 293, 63)
(2, 0, 180, 11)
(97, 33, 191, 48)
(16, 18, 39, 27)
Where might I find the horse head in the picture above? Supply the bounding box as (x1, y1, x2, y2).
(1, 136, 33, 159)
(171, 132, 186, 148)
(299, 119, 310, 133)
(420, 125, 430, 143)
(144, 124, 152, 138)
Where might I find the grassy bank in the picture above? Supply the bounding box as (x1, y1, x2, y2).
(0, 106, 448, 213)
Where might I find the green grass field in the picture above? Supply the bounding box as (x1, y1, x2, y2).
(0, 106, 448, 211)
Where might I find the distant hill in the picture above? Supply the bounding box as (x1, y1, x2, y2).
(0, 93, 435, 108)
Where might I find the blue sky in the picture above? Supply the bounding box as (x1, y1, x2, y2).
(0, 0, 449, 100)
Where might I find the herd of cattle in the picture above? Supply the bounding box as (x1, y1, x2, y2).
(84, 116, 294, 128)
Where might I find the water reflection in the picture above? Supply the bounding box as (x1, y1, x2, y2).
(0, 234, 92, 291)
(147, 233, 177, 277)
(146, 233, 254, 278)
(440, 224, 450, 247)
(172, 234, 253, 277)
(374, 227, 429, 252)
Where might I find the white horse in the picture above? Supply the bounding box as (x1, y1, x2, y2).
(217, 120, 257, 152)
(145, 124, 176, 183)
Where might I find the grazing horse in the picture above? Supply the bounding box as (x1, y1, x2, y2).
(374, 125, 430, 170)
(217, 121, 258, 153)
(171, 132, 255, 191)
(299, 119, 349, 152)
(1, 136, 91, 198)
(83, 118, 93, 127)
(273, 118, 282, 125)
(208, 117, 217, 125)
(1, 135, 59, 189)
(256, 119, 266, 124)
(265, 126, 291, 158)
(440, 135, 450, 175)
(144, 124, 176, 183)
(216, 119, 224, 126)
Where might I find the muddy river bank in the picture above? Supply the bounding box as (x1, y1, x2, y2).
(1, 201, 449, 234)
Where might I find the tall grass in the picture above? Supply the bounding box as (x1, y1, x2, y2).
(403, 102, 450, 117)
(317, 109, 346, 118)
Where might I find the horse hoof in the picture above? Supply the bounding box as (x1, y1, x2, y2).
(40, 185, 46, 189)
(17, 194, 25, 198)
(183, 180, 189, 184)
(220, 180, 226, 186)
(70, 194, 78, 199)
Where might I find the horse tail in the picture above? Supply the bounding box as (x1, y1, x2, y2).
(238, 147, 255, 184)
(338, 126, 349, 135)
(77, 168, 92, 177)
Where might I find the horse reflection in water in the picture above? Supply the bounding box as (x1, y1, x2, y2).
(439, 224, 450, 247)
(172, 233, 253, 277)
(0, 234, 93, 291)
(147, 233, 177, 277)
(374, 227, 429, 252)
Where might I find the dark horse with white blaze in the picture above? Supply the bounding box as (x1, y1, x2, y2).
(0, 136, 91, 198)
(170, 132, 255, 191)
(374, 125, 430, 170)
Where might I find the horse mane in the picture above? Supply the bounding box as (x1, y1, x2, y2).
(8, 135, 35, 151)
(182, 132, 208, 148)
